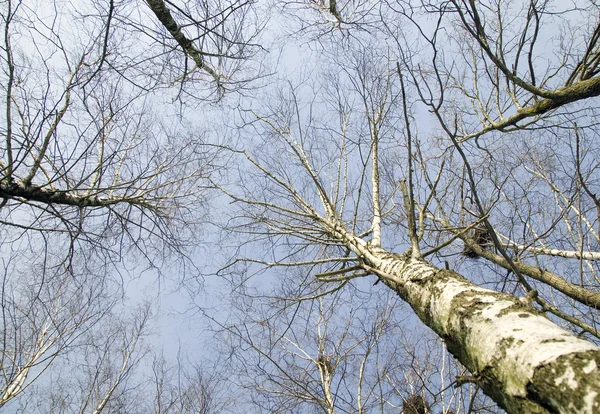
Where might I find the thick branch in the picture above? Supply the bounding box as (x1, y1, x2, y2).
(460, 76, 600, 142)
(145, 0, 221, 83)
(462, 235, 600, 309)
(0, 181, 141, 208)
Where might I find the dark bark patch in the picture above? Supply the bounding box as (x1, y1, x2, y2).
(540, 338, 567, 344)
(527, 350, 600, 413)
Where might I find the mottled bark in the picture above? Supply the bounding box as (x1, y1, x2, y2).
(345, 236, 600, 413)
(0, 181, 141, 208)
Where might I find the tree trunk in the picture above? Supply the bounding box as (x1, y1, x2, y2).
(356, 245, 600, 413)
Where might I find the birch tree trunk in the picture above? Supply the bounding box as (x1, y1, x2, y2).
(354, 242, 600, 413)
(220, 61, 600, 410)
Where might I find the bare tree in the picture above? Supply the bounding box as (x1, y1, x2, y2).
(211, 2, 600, 410)
(7, 0, 600, 412)
(4, 301, 149, 413)
(147, 349, 235, 414)
(215, 274, 497, 413)
(0, 0, 258, 410)
(143, 0, 263, 99)
(12, 302, 233, 414)
(0, 255, 119, 408)
(221, 288, 405, 413)
(0, 0, 241, 270)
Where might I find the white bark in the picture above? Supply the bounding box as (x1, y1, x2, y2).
(362, 247, 600, 413)
(503, 243, 600, 262)
(0, 367, 29, 406)
(325, 221, 600, 413)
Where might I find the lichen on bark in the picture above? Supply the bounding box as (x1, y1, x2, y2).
(362, 249, 600, 413)
(528, 350, 600, 413)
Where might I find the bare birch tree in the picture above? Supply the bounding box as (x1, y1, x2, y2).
(210, 2, 600, 411)
(6, 0, 600, 412)
(215, 273, 497, 413)
(148, 351, 233, 414)
(0, 0, 257, 409)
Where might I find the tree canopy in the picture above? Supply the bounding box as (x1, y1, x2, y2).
(2, 0, 600, 413)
